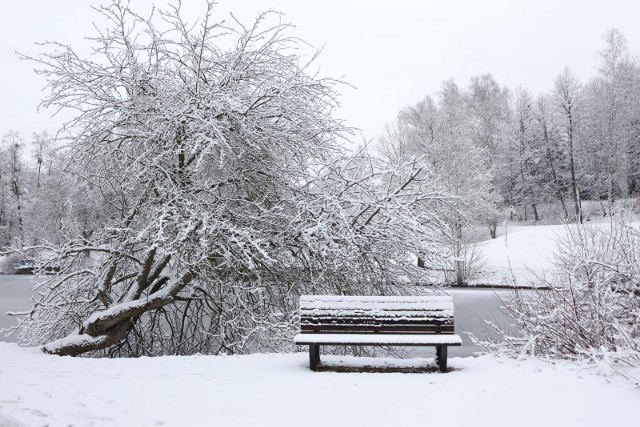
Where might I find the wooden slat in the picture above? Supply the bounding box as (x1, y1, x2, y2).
(301, 322, 451, 328)
(300, 322, 454, 328)
(300, 326, 455, 334)
(300, 295, 454, 304)
(299, 310, 453, 318)
(300, 322, 454, 331)
(300, 331, 454, 335)
(294, 333, 463, 346)
(300, 311, 453, 321)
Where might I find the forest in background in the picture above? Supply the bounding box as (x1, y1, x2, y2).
(377, 29, 640, 232)
(2, 30, 639, 256)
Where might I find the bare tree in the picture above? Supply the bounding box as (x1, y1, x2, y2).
(32, 130, 51, 189)
(510, 88, 540, 221)
(535, 95, 569, 218)
(1, 131, 25, 247)
(598, 29, 631, 213)
(554, 67, 583, 222)
(375, 119, 413, 163)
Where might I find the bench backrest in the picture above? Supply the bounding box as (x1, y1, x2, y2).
(299, 295, 455, 335)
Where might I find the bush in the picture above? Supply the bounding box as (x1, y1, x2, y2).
(0, 253, 28, 274)
(496, 214, 640, 367)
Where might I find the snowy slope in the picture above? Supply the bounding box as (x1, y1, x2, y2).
(471, 224, 565, 286)
(0, 343, 637, 427)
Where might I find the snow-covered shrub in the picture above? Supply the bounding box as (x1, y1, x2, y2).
(441, 243, 486, 285)
(497, 214, 640, 366)
(0, 252, 25, 274)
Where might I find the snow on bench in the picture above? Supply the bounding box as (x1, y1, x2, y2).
(294, 295, 462, 372)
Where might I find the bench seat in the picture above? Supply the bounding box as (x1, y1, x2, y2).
(294, 333, 462, 346)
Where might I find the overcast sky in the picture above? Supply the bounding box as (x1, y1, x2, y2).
(1, 0, 639, 145)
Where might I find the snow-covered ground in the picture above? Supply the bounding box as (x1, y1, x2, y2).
(470, 223, 565, 286)
(1, 222, 638, 426)
(0, 343, 637, 427)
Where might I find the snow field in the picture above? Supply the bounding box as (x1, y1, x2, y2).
(473, 223, 564, 285)
(0, 342, 638, 427)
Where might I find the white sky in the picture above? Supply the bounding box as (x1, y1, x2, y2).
(1, 0, 640, 145)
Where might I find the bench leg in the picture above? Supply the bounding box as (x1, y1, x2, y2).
(309, 344, 320, 371)
(436, 346, 448, 372)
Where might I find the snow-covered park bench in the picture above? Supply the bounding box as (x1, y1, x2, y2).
(294, 295, 462, 372)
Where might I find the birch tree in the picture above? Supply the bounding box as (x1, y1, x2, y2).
(535, 95, 569, 218)
(554, 67, 583, 222)
(599, 29, 629, 213)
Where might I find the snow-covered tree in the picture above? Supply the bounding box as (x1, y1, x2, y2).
(553, 67, 583, 222)
(534, 95, 569, 218)
(467, 74, 509, 237)
(467, 74, 509, 164)
(624, 62, 640, 194)
(375, 119, 414, 164)
(379, 81, 496, 284)
(509, 88, 542, 221)
(15, 1, 454, 357)
(0, 131, 26, 247)
(598, 29, 631, 212)
(32, 130, 52, 190)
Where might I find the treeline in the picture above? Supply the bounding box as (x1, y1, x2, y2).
(378, 29, 640, 234)
(0, 130, 111, 252)
(3, 30, 638, 253)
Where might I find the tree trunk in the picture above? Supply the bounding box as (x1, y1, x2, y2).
(43, 271, 194, 356)
(567, 113, 581, 223)
(607, 127, 615, 216)
(488, 217, 497, 239)
(453, 219, 465, 286)
(542, 121, 568, 218)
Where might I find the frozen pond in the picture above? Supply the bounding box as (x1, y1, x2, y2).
(0, 275, 36, 342)
(0, 275, 518, 357)
(446, 288, 516, 357)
